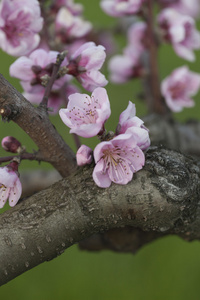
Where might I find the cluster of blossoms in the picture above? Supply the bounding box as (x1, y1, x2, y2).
(0, 0, 108, 113)
(103, 0, 200, 112)
(9, 42, 108, 113)
(59, 87, 150, 188)
(1, 0, 200, 209)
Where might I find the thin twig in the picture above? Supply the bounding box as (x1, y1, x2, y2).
(0, 152, 47, 165)
(145, 0, 167, 114)
(39, 51, 68, 109)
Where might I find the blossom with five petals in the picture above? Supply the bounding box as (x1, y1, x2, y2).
(93, 134, 145, 188)
(59, 87, 111, 137)
(161, 66, 200, 112)
(0, 0, 43, 56)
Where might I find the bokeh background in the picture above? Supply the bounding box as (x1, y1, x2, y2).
(1, 0, 200, 299)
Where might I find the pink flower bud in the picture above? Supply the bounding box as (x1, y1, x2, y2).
(76, 145, 93, 166)
(1, 136, 22, 153)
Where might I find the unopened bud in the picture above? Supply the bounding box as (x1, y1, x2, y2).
(1, 136, 22, 153)
(76, 145, 93, 166)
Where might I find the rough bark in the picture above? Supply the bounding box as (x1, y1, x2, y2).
(0, 147, 200, 286)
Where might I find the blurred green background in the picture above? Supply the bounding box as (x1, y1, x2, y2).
(1, 0, 200, 299)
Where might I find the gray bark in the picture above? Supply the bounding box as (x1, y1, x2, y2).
(0, 147, 200, 285)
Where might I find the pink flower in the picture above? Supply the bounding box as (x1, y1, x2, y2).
(161, 66, 200, 112)
(9, 48, 75, 112)
(0, 164, 22, 208)
(118, 101, 150, 150)
(76, 145, 93, 166)
(68, 42, 108, 91)
(0, 0, 43, 56)
(100, 0, 145, 17)
(59, 87, 111, 138)
(10, 48, 69, 92)
(158, 8, 200, 61)
(159, 0, 200, 19)
(93, 134, 145, 188)
(55, 7, 92, 41)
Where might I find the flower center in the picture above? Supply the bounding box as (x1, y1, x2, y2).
(69, 95, 100, 124)
(2, 10, 31, 46)
(0, 184, 6, 189)
(169, 81, 186, 99)
(103, 147, 122, 168)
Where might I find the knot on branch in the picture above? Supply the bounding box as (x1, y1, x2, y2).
(0, 104, 20, 122)
(145, 147, 200, 227)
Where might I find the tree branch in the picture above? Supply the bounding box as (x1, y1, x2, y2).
(144, 114, 200, 158)
(0, 147, 200, 285)
(0, 74, 76, 177)
(143, 0, 167, 115)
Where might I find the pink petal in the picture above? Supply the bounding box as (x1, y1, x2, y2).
(80, 70, 108, 91)
(174, 44, 195, 62)
(8, 178, 22, 207)
(70, 123, 102, 138)
(9, 57, 34, 80)
(92, 158, 111, 188)
(76, 145, 93, 166)
(119, 101, 136, 125)
(0, 187, 9, 208)
(108, 160, 133, 185)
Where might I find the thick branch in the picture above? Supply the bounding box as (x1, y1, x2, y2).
(0, 147, 200, 285)
(0, 74, 76, 177)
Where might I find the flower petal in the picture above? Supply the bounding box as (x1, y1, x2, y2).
(93, 158, 111, 188)
(8, 178, 22, 207)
